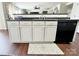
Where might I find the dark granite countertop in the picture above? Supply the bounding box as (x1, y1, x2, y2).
(7, 17, 71, 21)
(7, 19, 79, 21)
(13, 13, 68, 15)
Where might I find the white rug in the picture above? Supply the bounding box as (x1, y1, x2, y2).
(28, 43, 64, 55)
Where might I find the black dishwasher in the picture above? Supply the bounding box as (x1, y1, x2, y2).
(55, 20, 77, 43)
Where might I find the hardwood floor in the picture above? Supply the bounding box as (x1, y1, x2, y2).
(57, 33, 79, 56)
(0, 30, 79, 56)
(0, 30, 29, 56)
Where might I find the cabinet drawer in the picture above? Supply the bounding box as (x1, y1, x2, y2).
(33, 21, 44, 26)
(45, 21, 57, 26)
(7, 21, 19, 27)
(20, 21, 32, 26)
(46, 25, 57, 28)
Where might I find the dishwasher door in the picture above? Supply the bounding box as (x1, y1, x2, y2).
(55, 20, 77, 43)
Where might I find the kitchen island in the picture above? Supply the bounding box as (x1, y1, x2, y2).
(7, 14, 78, 43)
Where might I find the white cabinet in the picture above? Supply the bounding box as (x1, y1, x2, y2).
(20, 26, 32, 42)
(7, 21, 57, 43)
(20, 21, 32, 42)
(33, 26, 44, 42)
(33, 21, 44, 42)
(45, 26, 57, 42)
(7, 21, 20, 43)
(45, 21, 57, 42)
(8, 28, 20, 42)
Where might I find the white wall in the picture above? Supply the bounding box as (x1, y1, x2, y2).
(70, 3, 79, 19)
(70, 3, 79, 33)
(0, 2, 7, 29)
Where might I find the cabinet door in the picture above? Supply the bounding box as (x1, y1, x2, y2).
(8, 27, 20, 43)
(45, 26, 57, 42)
(21, 26, 32, 42)
(7, 21, 20, 43)
(33, 26, 44, 42)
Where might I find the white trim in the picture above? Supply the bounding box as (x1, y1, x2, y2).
(72, 21, 78, 42)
